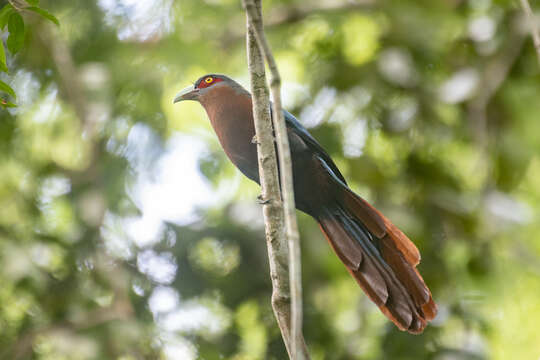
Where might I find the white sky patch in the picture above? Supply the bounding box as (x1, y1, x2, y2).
(343, 119, 368, 158)
(132, 283, 145, 296)
(485, 191, 532, 224)
(439, 68, 479, 104)
(137, 250, 177, 284)
(228, 202, 264, 230)
(378, 47, 418, 87)
(101, 211, 134, 259)
(122, 126, 219, 247)
(161, 304, 213, 333)
(39, 176, 71, 206)
(7, 70, 41, 115)
(299, 87, 337, 128)
(149, 286, 180, 314)
(159, 299, 230, 336)
(468, 16, 496, 42)
(124, 215, 165, 248)
(102, 125, 233, 348)
(131, 135, 216, 224)
(31, 88, 61, 124)
(281, 82, 310, 110)
(98, 0, 173, 41)
(328, 87, 371, 125)
(161, 335, 197, 360)
(388, 97, 417, 132)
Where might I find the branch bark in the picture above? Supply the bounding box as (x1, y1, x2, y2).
(243, 0, 308, 359)
(245, 25, 292, 356)
(243, 1, 305, 359)
(519, 0, 540, 66)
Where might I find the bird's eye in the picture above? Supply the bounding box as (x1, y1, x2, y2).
(205, 77, 213, 84)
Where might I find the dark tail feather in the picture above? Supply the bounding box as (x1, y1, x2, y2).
(317, 199, 437, 334)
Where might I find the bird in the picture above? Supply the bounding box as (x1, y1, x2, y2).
(174, 74, 437, 333)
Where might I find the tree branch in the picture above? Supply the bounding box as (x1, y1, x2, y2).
(245, 15, 292, 360)
(243, 1, 309, 359)
(222, 0, 375, 47)
(243, 1, 305, 359)
(37, 26, 104, 185)
(467, 19, 526, 148)
(466, 16, 525, 191)
(40, 28, 90, 129)
(519, 0, 540, 66)
(264, 0, 375, 28)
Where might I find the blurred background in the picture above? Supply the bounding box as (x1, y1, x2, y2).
(1, 0, 539, 359)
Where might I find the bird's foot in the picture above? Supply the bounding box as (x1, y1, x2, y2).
(251, 135, 259, 144)
(257, 194, 270, 204)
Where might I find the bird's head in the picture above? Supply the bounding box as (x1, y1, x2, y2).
(174, 74, 247, 104)
(173, 74, 224, 103)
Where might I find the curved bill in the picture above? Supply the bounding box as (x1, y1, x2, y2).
(173, 84, 199, 103)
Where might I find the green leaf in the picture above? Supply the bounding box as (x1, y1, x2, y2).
(7, 12, 24, 54)
(0, 40, 7, 73)
(26, 0, 40, 5)
(0, 79, 16, 98)
(0, 4, 14, 29)
(27, 6, 59, 26)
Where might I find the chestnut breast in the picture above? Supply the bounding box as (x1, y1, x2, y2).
(200, 85, 260, 183)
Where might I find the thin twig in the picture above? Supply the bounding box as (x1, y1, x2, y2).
(519, 0, 540, 66)
(7, 0, 26, 11)
(243, 0, 309, 358)
(222, 0, 375, 47)
(264, 0, 375, 27)
(245, 13, 294, 360)
(468, 20, 526, 147)
(467, 16, 525, 190)
(243, 1, 305, 359)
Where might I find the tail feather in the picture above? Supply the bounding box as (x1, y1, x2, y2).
(343, 186, 421, 266)
(317, 194, 437, 334)
(339, 208, 423, 331)
(380, 235, 430, 307)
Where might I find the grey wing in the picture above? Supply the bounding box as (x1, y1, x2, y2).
(282, 109, 348, 185)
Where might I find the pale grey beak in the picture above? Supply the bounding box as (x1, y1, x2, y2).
(173, 84, 199, 103)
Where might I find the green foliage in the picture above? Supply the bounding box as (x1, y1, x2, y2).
(0, 79, 15, 98)
(26, 6, 59, 26)
(0, 4, 15, 30)
(0, 1, 59, 104)
(7, 12, 24, 54)
(1, 0, 540, 359)
(0, 41, 7, 73)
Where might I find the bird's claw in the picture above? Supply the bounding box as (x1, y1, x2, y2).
(257, 194, 270, 204)
(251, 135, 259, 144)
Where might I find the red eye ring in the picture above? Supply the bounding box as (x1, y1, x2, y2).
(197, 76, 223, 89)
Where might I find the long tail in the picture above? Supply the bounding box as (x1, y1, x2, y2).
(317, 189, 437, 334)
